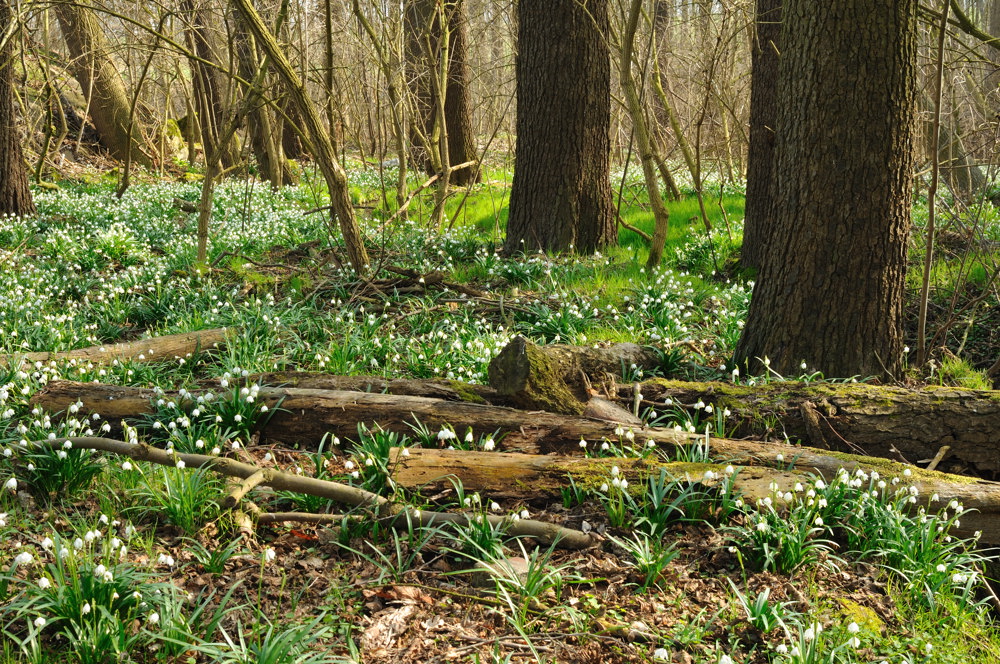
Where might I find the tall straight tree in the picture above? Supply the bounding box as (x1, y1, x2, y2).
(405, 0, 479, 186)
(0, 0, 34, 215)
(734, 0, 917, 379)
(739, 0, 781, 272)
(504, 0, 615, 254)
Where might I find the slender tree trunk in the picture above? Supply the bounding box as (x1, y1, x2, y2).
(55, 0, 155, 167)
(505, 0, 615, 254)
(740, 0, 781, 272)
(230, 0, 369, 274)
(404, 0, 479, 186)
(734, 0, 917, 379)
(0, 0, 34, 215)
(181, 0, 241, 170)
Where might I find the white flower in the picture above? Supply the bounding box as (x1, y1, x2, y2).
(13, 552, 32, 566)
(81, 602, 91, 615)
(4, 477, 16, 492)
(653, 648, 669, 661)
(519, 509, 530, 519)
(847, 622, 859, 634)
(936, 564, 947, 573)
(579, 438, 587, 448)
(148, 612, 160, 624)
(718, 655, 733, 664)
(263, 547, 276, 563)
(483, 439, 495, 451)
(121, 461, 133, 471)
(38, 576, 52, 589)
(775, 644, 788, 654)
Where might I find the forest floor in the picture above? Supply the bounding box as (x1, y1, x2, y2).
(0, 168, 999, 664)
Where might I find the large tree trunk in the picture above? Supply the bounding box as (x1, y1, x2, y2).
(0, 0, 35, 216)
(734, 0, 916, 379)
(181, 0, 241, 171)
(504, 0, 616, 254)
(55, 1, 155, 167)
(739, 0, 781, 272)
(405, 0, 479, 186)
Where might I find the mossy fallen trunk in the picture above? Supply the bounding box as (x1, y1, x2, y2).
(389, 447, 1000, 547)
(487, 335, 662, 414)
(623, 379, 1000, 478)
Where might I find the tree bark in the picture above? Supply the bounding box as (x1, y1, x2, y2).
(0, 0, 34, 216)
(55, 1, 155, 167)
(740, 0, 781, 272)
(230, 0, 369, 273)
(487, 335, 663, 414)
(1, 328, 230, 366)
(504, 0, 615, 254)
(734, 0, 916, 379)
(404, 0, 479, 186)
(389, 447, 1000, 547)
(181, 0, 241, 170)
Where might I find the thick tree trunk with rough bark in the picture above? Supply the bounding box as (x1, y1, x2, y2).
(734, 0, 916, 379)
(505, 0, 615, 254)
(0, 0, 34, 216)
(740, 0, 781, 272)
(55, 1, 155, 167)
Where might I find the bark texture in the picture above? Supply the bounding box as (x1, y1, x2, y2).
(404, 0, 479, 185)
(181, 0, 240, 170)
(734, 0, 916, 379)
(740, 0, 781, 272)
(1, 328, 230, 366)
(0, 0, 34, 216)
(55, 1, 155, 167)
(505, 0, 615, 254)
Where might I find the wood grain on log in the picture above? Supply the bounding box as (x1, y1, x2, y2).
(624, 379, 1000, 476)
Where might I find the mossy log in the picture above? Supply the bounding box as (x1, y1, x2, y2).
(622, 379, 1000, 477)
(487, 335, 662, 415)
(389, 447, 1000, 546)
(0, 328, 230, 367)
(242, 371, 499, 403)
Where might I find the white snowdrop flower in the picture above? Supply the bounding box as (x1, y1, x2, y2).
(614, 426, 625, 436)
(94, 564, 106, 578)
(41, 537, 53, 550)
(903, 468, 912, 477)
(755, 521, 768, 532)
(483, 439, 495, 451)
(110, 538, 121, 550)
(365, 458, 374, 467)
(234, 414, 243, 423)
(579, 438, 587, 448)
(948, 499, 959, 510)
(261, 405, 269, 412)
(263, 548, 276, 563)
(775, 454, 783, 463)
(401, 448, 411, 457)
(33, 616, 46, 627)
(818, 498, 828, 508)
(519, 509, 530, 519)
(924, 643, 933, 655)
(84, 531, 96, 543)
(26, 463, 35, 471)
(211, 447, 221, 455)
(231, 441, 241, 450)
(704, 404, 713, 414)
(465, 431, 474, 443)
(653, 648, 669, 661)
(176, 459, 186, 469)
(620, 479, 629, 489)
(344, 460, 355, 471)
(4, 477, 16, 492)
(13, 552, 32, 566)
(624, 429, 635, 441)
(848, 636, 860, 648)
(794, 483, 804, 492)
(814, 516, 824, 527)
(703, 470, 716, 481)
(775, 644, 788, 654)
(695, 400, 705, 410)
(952, 573, 967, 584)
(600, 483, 609, 492)
(782, 492, 792, 502)
(351, 471, 359, 479)
(601, 441, 611, 450)
(936, 564, 947, 573)
(81, 602, 91, 615)
(815, 479, 826, 490)
(646, 440, 656, 449)
(790, 646, 800, 657)
(37, 576, 51, 589)
(725, 465, 735, 475)
(847, 622, 860, 634)
(611, 478, 621, 489)
(148, 612, 160, 624)
(611, 466, 620, 477)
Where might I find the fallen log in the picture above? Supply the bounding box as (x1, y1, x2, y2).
(620, 379, 1000, 478)
(487, 336, 663, 415)
(242, 371, 499, 403)
(1, 328, 230, 366)
(389, 447, 1000, 547)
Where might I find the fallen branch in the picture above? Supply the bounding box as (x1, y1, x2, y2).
(21, 437, 598, 550)
(1, 328, 230, 367)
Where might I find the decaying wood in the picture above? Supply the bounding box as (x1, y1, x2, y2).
(390, 447, 1000, 547)
(243, 371, 499, 403)
(487, 335, 663, 414)
(621, 379, 1000, 477)
(24, 437, 597, 550)
(1, 328, 230, 367)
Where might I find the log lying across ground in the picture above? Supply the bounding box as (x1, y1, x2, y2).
(622, 379, 1000, 477)
(0, 328, 230, 366)
(32, 379, 1000, 547)
(389, 447, 1000, 546)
